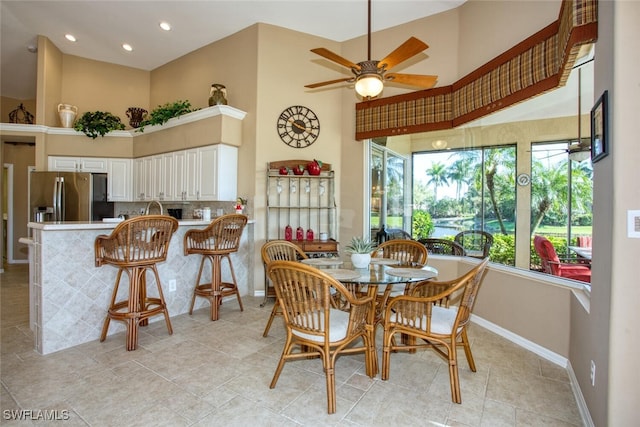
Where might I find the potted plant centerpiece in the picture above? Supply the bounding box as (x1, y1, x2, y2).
(346, 236, 374, 268)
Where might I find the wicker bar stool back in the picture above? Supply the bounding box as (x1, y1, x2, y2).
(261, 240, 308, 337)
(95, 215, 179, 351)
(184, 214, 248, 321)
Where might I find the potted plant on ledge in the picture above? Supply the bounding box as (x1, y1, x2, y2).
(73, 111, 125, 139)
(346, 236, 374, 268)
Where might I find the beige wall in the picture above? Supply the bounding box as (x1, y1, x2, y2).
(607, 4, 640, 424)
(37, 36, 63, 126)
(61, 55, 150, 128)
(457, 0, 560, 76)
(575, 1, 640, 425)
(2, 142, 34, 261)
(1, 98, 37, 124)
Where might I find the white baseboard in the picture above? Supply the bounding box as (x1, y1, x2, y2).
(471, 314, 567, 366)
(566, 360, 595, 427)
(472, 314, 593, 426)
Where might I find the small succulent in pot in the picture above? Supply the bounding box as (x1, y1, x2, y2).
(345, 236, 374, 254)
(346, 236, 374, 268)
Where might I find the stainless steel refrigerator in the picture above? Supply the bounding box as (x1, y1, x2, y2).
(29, 171, 114, 222)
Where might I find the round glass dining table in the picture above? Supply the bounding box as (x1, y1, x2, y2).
(301, 257, 439, 376)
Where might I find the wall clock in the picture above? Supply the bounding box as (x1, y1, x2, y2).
(517, 173, 531, 186)
(277, 105, 320, 148)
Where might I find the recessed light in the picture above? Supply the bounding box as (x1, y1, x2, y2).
(122, 43, 133, 52)
(159, 21, 171, 31)
(65, 34, 76, 42)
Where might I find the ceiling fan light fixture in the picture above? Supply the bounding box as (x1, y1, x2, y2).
(432, 140, 448, 149)
(355, 73, 383, 98)
(569, 148, 591, 162)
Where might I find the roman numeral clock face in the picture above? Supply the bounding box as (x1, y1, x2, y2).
(277, 105, 320, 148)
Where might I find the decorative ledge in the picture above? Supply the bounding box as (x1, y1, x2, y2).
(0, 105, 247, 138)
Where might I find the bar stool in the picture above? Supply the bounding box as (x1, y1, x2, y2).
(95, 215, 179, 351)
(184, 214, 248, 321)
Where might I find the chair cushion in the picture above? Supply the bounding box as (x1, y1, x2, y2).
(390, 305, 458, 335)
(292, 309, 350, 343)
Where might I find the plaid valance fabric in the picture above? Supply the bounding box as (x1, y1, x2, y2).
(355, 0, 598, 141)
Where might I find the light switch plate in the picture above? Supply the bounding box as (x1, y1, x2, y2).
(627, 210, 640, 238)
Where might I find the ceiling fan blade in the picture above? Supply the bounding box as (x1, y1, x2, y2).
(305, 77, 353, 89)
(310, 48, 361, 70)
(377, 37, 429, 70)
(384, 73, 437, 89)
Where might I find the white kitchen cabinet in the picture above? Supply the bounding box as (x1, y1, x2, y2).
(184, 148, 200, 200)
(161, 153, 175, 201)
(176, 145, 238, 201)
(142, 156, 155, 201)
(201, 144, 237, 201)
(133, 158, 146, 201)
(106, 158, 132, 202)
(133, 144, 238, 201)
(173, 150, 187, 201)
(48, 156, 108, 173)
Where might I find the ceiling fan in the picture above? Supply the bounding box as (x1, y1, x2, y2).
(536, 139, 591, 162)
(305, 0, 438, 98)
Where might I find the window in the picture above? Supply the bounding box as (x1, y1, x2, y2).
(369, 143, 409, 242)
(413, 145, 516, 265)
(530, 141, 593, 266)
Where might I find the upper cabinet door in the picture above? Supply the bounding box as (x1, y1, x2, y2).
(197, 146, 218, 200)
(107, 159, 132, 202)
(48, 156, 107, 173)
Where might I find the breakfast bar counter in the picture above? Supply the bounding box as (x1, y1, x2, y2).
(25, 219, 255, 354)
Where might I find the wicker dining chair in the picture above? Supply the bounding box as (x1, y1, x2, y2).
(95, 215, 179, 351)
(372, 238, 429, 298)
(184, 214, 248, 321)
(454, 230, 493, 259)
(381, 257, 490, 404)
(420, 238, 466, 256)
(267, 260, 374, 414)
(261, 240, 308, 337)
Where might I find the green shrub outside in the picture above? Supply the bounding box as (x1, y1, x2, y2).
(412, 210, 434, 240)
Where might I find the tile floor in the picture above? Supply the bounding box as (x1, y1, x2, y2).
(1, 264, 583, 426)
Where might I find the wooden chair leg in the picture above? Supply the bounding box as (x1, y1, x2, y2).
(189, 257, 207, 315)
(151, 265, 173, 335)
(223, 254, 244, 311)
(262, 301, 281, 337)
(460, 328, 476, 371)
(447, 343, 461, 404)
(101, 268, 124, 342)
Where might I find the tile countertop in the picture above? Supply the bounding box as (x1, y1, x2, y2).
(27, 218, 255, 231)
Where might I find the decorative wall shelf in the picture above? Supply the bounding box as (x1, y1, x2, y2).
(0, 105, 246, 139)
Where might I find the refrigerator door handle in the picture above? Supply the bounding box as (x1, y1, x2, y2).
(53, 178, 59, 221)
(60, 177, 65, 221)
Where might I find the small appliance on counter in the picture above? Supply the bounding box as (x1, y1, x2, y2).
(167, 208, 183, 219)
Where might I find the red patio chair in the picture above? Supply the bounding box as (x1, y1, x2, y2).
(533, 235, 591, 283)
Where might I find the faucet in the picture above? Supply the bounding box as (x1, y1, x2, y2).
(145, 200, 164, 215)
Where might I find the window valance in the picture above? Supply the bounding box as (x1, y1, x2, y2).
(355, 0, 598, 140)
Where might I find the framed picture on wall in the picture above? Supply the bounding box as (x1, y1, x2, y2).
(591, 90, 609, 163)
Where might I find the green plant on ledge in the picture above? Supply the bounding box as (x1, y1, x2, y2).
(136, 100, 197, 132)
(73, 111, 125, 139)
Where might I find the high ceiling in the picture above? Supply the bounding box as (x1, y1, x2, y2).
(1, 0, 465, 100)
